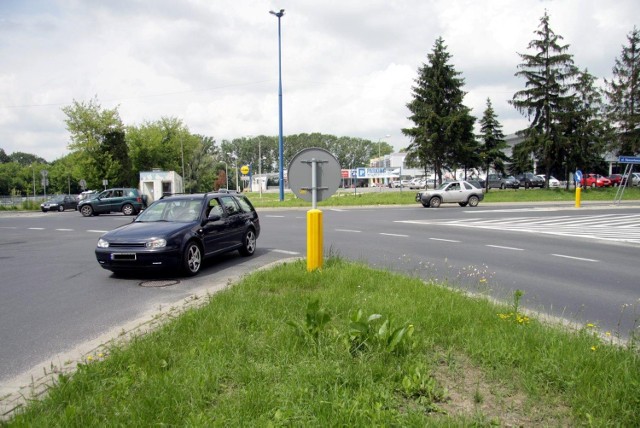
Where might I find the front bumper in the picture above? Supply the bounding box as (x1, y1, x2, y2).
(95, 247, 182, 272)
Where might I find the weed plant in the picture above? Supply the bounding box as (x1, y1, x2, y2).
(7, 259, 639, 426)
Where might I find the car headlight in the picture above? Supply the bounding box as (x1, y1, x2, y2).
(146, 238, 167, 249)
(97, 238, 109, 248)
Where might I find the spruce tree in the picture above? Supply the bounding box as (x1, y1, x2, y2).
(605, 27, 640, 156)
(402, 37, 475, 185)
(510, 11, 578, 180)
(478, 98, 509, 191)
(562, 69, 610, 183)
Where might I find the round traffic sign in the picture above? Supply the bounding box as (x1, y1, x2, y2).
(574, 170, 583, 183)
(288, 148, 341, 203)
(240, 165, 250, 175)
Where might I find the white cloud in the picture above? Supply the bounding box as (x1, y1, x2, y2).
(0, 0, 638, 161)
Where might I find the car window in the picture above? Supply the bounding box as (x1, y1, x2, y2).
(207, 198, 224, 218)
(447, 183, 460, 191)
(235, 195, 255, 213)
(463, 182, 473, 190)
(220, 196, 240, 215)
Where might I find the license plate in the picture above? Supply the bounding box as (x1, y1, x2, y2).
(111, 253, 137, 261)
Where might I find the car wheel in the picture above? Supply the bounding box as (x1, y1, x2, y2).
(429, 197, 441, 208)
(468, 195, 480, 207)
(500, 183, 505, 189)
(421, 202, 430, 208)
(122, 203, 135, 216)
(239, 228, 257, 256)
(58, 205, 64, 212)
(41, 208, 46, 212)
(182, 241, 202, 276)
(80, 205, 94, 217)
(458, 202, 468, 207)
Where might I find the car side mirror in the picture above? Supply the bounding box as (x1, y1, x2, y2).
(207, 213, 221, 222)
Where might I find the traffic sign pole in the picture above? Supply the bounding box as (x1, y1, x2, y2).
(574, 170, 583, 208)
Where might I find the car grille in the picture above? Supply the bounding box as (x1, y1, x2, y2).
(109, 242, 147, 248)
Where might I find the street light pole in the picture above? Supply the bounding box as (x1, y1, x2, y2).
(270, 9, 285, 202)
(378, 134, 391, 160)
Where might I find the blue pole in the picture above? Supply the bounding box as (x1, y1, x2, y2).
(271, 9, 285, 202)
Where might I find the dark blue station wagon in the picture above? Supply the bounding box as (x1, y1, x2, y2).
(95, 192, 260, 276)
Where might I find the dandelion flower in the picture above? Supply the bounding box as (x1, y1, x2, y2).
(590, 346, 597, 352)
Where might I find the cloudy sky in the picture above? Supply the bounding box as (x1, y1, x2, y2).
(1, 0, 638, 162)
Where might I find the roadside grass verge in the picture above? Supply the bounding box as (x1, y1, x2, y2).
(246, 186, 640, 208)
(7, 258, 639, 426)
(3, 186, 639, 211)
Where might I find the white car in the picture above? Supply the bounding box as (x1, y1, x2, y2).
(537, 175, 561, 188)
(415, 180, 485, 208)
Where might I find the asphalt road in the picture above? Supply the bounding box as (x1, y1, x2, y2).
(1, 202, 639, 389)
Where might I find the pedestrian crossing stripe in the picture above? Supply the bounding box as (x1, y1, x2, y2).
(396, 214, 640, 245)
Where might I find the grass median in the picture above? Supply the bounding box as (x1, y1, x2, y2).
(7, 258, 639, 426)
(246, 186, 640, 208)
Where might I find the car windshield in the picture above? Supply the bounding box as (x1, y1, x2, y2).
(135, 199, 202, 222)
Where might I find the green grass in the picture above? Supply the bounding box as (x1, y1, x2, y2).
(246, 186, 640, 208)
(7, 258, 639, 426)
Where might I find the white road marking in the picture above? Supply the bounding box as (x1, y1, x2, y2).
(28, 227, 44, 230)
(272, 249, 300, 255)
(87, 230, 109, 233)
(397, 214, 640, 245)
(265, 215, 285, 218)
(379, 233, 408, 237)
(486, 245, 524, 251)
(336, 229, 361, 233)
(429, 238, 460, 243)
(551, 254, 599, 262)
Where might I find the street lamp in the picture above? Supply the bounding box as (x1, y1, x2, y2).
(269, 8, 285, 202)
(220, 161, 229, 190)
(378, 134, 391, 160)
(231, 154, 239, 191)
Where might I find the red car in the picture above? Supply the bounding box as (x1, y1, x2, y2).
(607, 174, 623, 187)
(581, 173, 612, 188)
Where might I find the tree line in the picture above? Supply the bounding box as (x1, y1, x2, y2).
(0, 101, 392, 197)
(403, 12, 639, 189)
(1, 11, 637, 196)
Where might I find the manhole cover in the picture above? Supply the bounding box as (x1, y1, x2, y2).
(139, 279, 180, 288)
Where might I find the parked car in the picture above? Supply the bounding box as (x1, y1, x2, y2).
(515, 173, 545, 189)
(621, 172, 640, 186)
(415, 180, 485, 208)
(40, 195, 78, 212)
(581, 173, 611, 188)
(486, 174, 520, 189)
(536, 174, 561, 188)
(78, 187, 146, 217)
(95, 192, 260, 276)
(607, 174, 623, 187)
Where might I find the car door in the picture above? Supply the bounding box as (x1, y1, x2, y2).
(219, 196, 245, 246)
(442, 182, 462, 202)
(201, 198, 231, 255)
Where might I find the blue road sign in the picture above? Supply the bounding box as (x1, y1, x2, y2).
(574, 170, 583, 183)
(619, 156, 640, 164)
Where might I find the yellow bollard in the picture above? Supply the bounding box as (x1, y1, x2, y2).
(307, 209, 323, 271)
(575, 186, 581, 208)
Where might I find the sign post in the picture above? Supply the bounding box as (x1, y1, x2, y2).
(574, 170, 583, 208)
(288, 148, 341, 272)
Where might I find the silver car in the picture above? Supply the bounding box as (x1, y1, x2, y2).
(415, 180, 485, 208)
